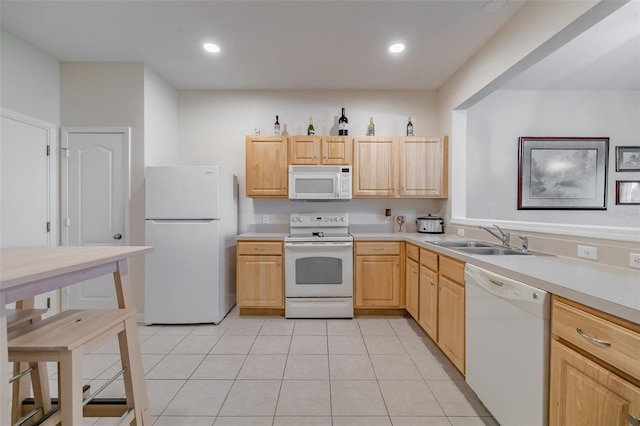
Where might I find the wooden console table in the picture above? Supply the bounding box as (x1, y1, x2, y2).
(1, 245, 153, 425)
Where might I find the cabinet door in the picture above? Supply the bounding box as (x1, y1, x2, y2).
(405, 258, 419, 319)
(399, 137, 445, 197)
(549, 340, 640, 426)
(418, 265, 438, 341)
(246, 136, 288, 197)
(438, 276, 465, 374)
(321, 136, 352, 165)
(355, 254, 401, 308)
(290, 136, 319, 165)
(237, 255, 283, 307)
(352, 137, 397, 197)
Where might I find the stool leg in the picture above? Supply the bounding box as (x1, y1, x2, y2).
(11, 362, 32, 423)
(29, 362, 51, 419)
(59, 350, 83, 425)
(118, 316, 151, 425)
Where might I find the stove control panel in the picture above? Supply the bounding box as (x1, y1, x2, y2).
(290, 212, 349, 227)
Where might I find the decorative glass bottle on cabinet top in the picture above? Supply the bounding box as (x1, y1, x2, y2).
(406, 116, 414, 136)
(367, 117, 375, 136)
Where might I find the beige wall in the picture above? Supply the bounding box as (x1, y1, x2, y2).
(61, 62, 147, 310)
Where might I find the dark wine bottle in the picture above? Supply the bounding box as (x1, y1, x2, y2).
(274, 115, 281, 135)
(338, 107, 349, 136)
(307, 116, 315, 135)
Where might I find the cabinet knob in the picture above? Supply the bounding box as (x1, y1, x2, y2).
(628, 415, 639, 426)
(431, 281, 435, 286)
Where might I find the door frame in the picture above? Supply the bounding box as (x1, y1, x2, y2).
(60, 126, 131, 246)
(1, 108, 59, 312)
(1, 108, 59, 247)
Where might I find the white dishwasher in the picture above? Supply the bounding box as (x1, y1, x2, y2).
(465, 263, 550, 426)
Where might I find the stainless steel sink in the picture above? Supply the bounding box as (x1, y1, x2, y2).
(427, 241, 494, 248)
(456, 247, 531, 255)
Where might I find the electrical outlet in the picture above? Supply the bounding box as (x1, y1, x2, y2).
(577, 245, 598, 260)
(630, 253, 640, 269)
(262, 214, 269, 224)
(457, 228, 465, 237)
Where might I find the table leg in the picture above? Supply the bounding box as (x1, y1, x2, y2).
(113, 259, 151, 425)
(1, 301, 10, 426)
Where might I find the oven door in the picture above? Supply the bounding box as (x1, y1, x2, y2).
(284, 241, 353, 297)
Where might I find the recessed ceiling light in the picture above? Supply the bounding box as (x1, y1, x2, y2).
(389, 43, 405, 53)
(203, 43, 220, 53)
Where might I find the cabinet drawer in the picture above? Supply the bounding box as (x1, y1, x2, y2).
(238, 241, 283, 256)
(419, 248, 438, 271)
(552, 299, 640, 379)
(406, 244, 420, 262)
(439, 256, 464, 284)
(356, 242, 401, 255)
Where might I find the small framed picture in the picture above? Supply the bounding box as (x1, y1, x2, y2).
(616, 146, 640, 171)
(616, 180, 640, 205)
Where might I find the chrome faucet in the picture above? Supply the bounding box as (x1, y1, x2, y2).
(479, 225, 510, 246)
(519, 235, 529, 253)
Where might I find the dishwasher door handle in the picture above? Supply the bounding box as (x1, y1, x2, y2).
(576, 328, 611, 347)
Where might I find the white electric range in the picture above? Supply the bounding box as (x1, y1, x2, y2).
(284, 212, 354, 318)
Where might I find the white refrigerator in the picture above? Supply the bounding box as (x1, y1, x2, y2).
(144, 166, 238, 324)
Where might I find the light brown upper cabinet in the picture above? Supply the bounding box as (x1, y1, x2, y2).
(352, 136, 397, 197)
(246, 136, 289, 197)
(289, 136, 352, 165)
(399, 136, 448, 197)
(352, 136, 448, 198)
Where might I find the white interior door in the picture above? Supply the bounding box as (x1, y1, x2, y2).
(61, 127, 130, 309)
(1, 109, 58, 312)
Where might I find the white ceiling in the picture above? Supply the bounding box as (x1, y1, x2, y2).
(2, 1, 638, 92)
(1, 0, 527, 90)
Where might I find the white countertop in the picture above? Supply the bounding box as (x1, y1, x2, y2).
(237, 232, 640, 323)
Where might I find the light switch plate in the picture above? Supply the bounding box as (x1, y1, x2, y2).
(457, 228, 465, 237)
(577, 245, 598, 260)
(630, 253, 640, 269)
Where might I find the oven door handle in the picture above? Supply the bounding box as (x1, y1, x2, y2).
(284, 242, 353, 248)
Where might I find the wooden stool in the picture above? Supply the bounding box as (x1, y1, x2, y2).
(7, 308, 51, 425)
(8, 309, 145, 425)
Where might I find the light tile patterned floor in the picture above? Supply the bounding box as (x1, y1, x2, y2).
(13, 307, 499, 425)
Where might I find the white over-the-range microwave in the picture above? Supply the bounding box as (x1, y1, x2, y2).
(288, 165, 352, 200)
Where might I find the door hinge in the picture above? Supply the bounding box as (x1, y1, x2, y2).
(47, 297, 51, 309)
(46, 145, 50, 156)
(46, 221, 51, 232)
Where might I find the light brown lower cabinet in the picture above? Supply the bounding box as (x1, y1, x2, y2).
(437, 275, 465, 373)
(418, 264, 438, 341)
(236, 241, 283, 308)
(549, 296, 640, 425)
(549, 340, 640, 426)
(354, 242, 404, 308)
(405, 256, 419, 318)
(404, 245, 465, 374)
